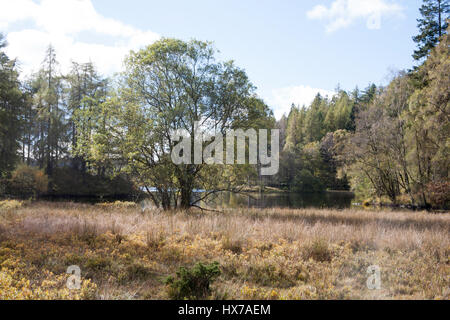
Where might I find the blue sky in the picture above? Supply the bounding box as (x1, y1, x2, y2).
(1, 0, 422, 118)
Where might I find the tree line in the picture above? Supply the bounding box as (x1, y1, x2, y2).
(272, 0, 449, 209)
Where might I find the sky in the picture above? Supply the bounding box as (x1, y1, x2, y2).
(0, 0, 422, 119)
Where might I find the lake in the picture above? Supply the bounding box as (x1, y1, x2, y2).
(196, 191, 356, 210)
(42, 190, 356, 210)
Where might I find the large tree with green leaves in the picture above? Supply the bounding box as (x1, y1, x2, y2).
(86, 39, 273, 209)
(413, 0, 449, 61)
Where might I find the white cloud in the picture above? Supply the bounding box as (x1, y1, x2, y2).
(266, 85, 335, 120)
(0, 0, 160, 76)
(307, 0, 404, 33)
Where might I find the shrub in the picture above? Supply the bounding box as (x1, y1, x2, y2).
(118, 263, 153, 283)
(165, 262, 221, 300)
(146, 229, 166, 249)
(8, 165, 48, 198)
(362, 199, 371, 207)
(85, 256, 112, 273)
(425, 181, 450, 209)
(244, 263, 296, 288)
(96, 201, 137, 209)
(0, 200, 23, 211)
(72, 221, 98, 244)
(221, 235, 244, 254)
(51, 167, 137, 198)
(303, 239, 332, 262)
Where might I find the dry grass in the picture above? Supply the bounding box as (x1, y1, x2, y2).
(0, 201, 448, 300)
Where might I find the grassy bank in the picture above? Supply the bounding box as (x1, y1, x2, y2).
(0, 201, 448, 300)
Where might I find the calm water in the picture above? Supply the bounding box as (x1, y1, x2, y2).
(42, 191, 356, 210)
(196, 191, 356, 210)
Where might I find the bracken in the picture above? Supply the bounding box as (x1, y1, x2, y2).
(0, 202, 448, 300)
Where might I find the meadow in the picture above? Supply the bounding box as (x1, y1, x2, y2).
(0, 200, 448, 300)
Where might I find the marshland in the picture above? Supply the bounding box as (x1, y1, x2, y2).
(0, 200, 448, 300)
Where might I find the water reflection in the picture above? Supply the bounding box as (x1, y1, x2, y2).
(42, 190, 355, 210)
(197, 191, 355, 210)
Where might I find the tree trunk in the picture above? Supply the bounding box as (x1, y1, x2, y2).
(180, 186, 192, 209)
(438, 0, 442, 37)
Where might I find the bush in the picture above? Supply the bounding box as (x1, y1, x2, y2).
(244, 263, 297, 288)
(221, 235, 244, 254)
(165, 262, 221, 300)
(425, 181, 450, 209)
(8, 165, 48, 198)
(118, 263, 153, 283)
(146, 229, 166, 249)
(303, 239, 332, 262)
(0, 200, 23, 211)
(95, 201, 137, 209)
(51, 167, 136, 198)
(362, 199, 371, 207)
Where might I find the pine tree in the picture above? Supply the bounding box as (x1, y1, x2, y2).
(67, 62, 108, 173)
(31, 45, 67, 178)
(413, 0, 449, 61)
(0, 34, 23, 177)
(304, 94, 327, 143)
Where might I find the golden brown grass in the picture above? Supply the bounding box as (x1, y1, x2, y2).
(0, 201, 448, 300)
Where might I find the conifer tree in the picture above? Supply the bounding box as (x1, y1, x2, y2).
(413, 0, 449, 61)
